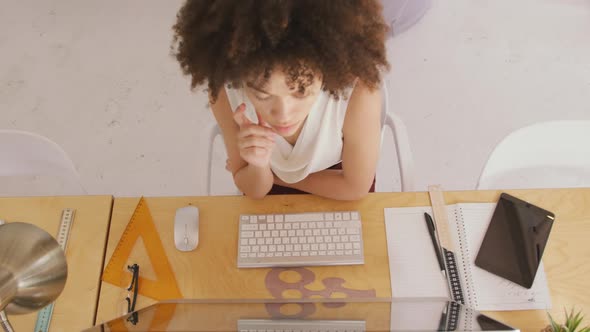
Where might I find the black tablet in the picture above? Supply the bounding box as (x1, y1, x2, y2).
(474, 193, 555, 289)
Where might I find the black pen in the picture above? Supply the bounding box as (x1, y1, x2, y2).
(437, 302, 449, 332)
(424, 212, 446, 276)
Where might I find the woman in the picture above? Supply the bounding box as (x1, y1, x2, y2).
(172, 0, 390, 200)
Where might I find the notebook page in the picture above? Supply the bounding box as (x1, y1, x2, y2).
(456, 203, 552, 311)
(384, 207, 450, 299)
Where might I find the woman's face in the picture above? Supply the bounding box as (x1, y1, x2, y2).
(245, 69, 322, 142)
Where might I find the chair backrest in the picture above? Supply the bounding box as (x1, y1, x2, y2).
(379, 80, 415, 192)
(476, 120, 590, 190)
(206, 81, 415, 195)
(0, 129, 85, 196)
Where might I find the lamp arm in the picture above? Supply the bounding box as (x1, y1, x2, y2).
(0, 311, 14, 332)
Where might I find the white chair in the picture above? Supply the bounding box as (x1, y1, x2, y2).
(476, 120, 590, 190)
(206, 82, 415, 195)
(382, 0, 432, 37)
(0, 129, 85, 196)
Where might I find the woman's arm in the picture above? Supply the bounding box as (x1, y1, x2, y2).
(210, 89, 275, 199)
(275, 81, 382, 200)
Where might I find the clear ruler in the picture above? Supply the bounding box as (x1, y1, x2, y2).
(34, 208, 75, 332)
(428, 185, 465, 304)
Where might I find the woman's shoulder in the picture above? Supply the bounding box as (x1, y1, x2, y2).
(347, 80, 382, 113)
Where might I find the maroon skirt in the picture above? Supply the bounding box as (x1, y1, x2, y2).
(268, 162, 376, 195)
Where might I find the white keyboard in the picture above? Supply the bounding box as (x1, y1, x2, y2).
(238, 319, 366, 332)
(237, 211, 364, 268)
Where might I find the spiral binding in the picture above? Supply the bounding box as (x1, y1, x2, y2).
(447, 301, 461, 331)
(443, 247, 464, 304)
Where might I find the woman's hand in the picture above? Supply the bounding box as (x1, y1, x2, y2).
(233, 103, 276, 168)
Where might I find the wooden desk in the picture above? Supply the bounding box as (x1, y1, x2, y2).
(96, 189, 590, 332)
(0, 196, 113, 332)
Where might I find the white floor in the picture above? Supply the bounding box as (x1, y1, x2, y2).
(1, 0, 589, 196)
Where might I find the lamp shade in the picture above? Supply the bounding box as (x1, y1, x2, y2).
(0, 222, 67, 314)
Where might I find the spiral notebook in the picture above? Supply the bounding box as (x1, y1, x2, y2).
(384, 203, 551, 311)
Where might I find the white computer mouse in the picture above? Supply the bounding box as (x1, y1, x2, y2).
(174, 205, 199, 251)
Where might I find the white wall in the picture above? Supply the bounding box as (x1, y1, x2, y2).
(1, 0, 589, 196)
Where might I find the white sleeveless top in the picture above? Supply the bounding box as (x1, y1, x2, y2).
(225, 84, 356, 184)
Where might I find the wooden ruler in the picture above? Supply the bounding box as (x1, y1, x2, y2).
(428, 185, 454, 252)
(102, 197, 182, 300)
(34, 208, 75, 332)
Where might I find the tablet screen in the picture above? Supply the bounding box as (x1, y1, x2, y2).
(474, 193, 555, 288)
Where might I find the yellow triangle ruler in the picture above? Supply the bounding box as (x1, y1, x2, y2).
(102, 197, 182, 300)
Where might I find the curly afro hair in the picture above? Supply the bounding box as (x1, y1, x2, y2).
(172, 0, 390, 102)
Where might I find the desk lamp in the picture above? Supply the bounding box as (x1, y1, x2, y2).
(0, 222, 67, 332)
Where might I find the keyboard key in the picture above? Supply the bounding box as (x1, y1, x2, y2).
(242, 224, 258, 231)
(347, 227, 359, 235)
